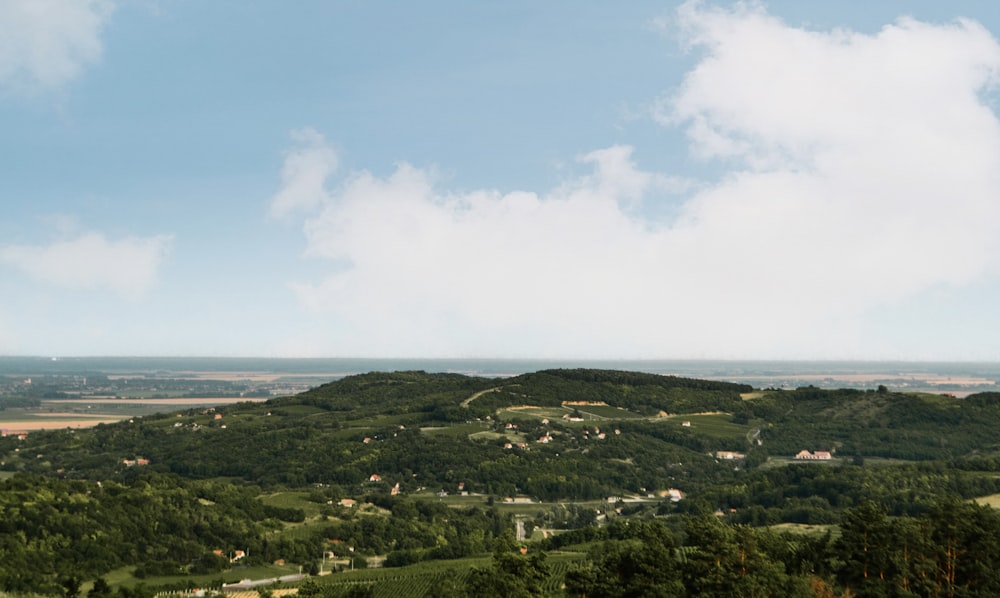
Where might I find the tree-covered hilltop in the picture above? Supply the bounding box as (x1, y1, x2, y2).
(470, 368, 752, 414)
(1, 369, 755, 495)
(5, 369, 1000, 499)
(4, 369, 1000, 595)
(288, 369, 498, 414)
(745, 385, 1000, 460)
(287, 368, 751, 418)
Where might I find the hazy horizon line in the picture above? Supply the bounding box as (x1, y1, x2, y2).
(2, 355, 999, 364)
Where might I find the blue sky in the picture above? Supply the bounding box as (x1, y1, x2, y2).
(2, 0, 1000, 360)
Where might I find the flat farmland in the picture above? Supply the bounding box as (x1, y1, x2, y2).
(0, 397, 270, 432)
(43, 397, 270, 406)
(107, 370, 328, 383)
(0, 414, 124, 431)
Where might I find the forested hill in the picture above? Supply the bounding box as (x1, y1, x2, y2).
(278, 369, 498, 419)
(5, 370, 1000, 491)
(291, 368, 751, 416)
(472, 368, 751, 414)
(6, 370, 1000, 595)
(1, 369, 752, 492)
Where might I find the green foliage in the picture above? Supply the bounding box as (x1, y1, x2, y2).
(835, 498, 1000, 596)
(3, 370, 760, 501)
(465, 534, 553, 597)
(566, 518, 815, 597)
(5, 370, 1000, 595)
(88, 578, 112, 598)
(747, 386, 1000, 460)
(422, 569, 465, 597)
(299, 578, 375, 598)
(564, 520, 684, 597)
(0, 473, 312, 591)
(473, 369, 750, 415)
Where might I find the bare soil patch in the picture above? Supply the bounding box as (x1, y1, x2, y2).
(2, 419, 123, 431)
(975, 494, 1000, 509)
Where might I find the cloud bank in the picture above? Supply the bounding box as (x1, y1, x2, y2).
(271, 3, 1000, 359)
(269, 128, 339, 219)
(0, 232, 173, 300)
(0, 0, 114, 95)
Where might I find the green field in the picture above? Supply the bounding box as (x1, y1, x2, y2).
(423, 422, 489, 437)
(657, 412, 749, 438)
(572, 404, 644, 420)
(495, 406, 567, 421)
(259, 490, 325, 518)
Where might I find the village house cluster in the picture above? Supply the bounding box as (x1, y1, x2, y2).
(794, 449, 833, 460)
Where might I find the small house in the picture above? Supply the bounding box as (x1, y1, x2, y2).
(715, 451, 745, 460)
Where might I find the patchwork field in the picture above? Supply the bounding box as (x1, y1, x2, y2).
(43, 397, 270, 406)
(0, 397, 271, 432)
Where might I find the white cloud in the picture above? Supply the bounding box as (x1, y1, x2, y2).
(269, 128, 339, 219)
(661, 2, 1000, 305)
(0, 232, 173, 300)
(274, 4, 1000, 359)
(0, 0, 114, 95)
